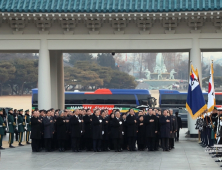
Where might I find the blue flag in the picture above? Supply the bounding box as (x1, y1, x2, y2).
(186, 65, 207, 119)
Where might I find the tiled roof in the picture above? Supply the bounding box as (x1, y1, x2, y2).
(0, 0, 222, 13)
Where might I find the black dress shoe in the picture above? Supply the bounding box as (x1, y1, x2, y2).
(118, 150, 122, 152)
(19, 144, 24, 146)
(26, 142, 31, 144)
(77, 150, 82, 152)
(9, 145, 15, 148)
(215, 160, 221, 162)
(97, 150, 101, 152)
(0, 147, 5, 150)
(115, 150, 118, 152)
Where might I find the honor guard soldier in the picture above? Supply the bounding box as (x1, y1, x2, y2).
(0, 108, 6, 149)
(25, 110, 31, 144)
(8, 108, 16, 148)
(18, 109, 25, 146)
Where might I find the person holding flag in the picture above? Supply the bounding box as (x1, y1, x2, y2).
(186, 65, 207, 119)
(207, 61, 216, 113)
(207, 61, 217, 147)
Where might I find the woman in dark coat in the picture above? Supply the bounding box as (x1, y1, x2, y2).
(101, 110, 109, 151)
(108, 112, 114, 150)
(83, 109, 92, 151)
(137, 115, 146, 151)
(121, 113, 128, 150)
(56, 111, 66, 152)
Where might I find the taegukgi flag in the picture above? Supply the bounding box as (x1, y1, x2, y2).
(207, 62, 216, 112)
(186, 65, 207, 119)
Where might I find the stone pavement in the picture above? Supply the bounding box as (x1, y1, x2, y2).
(0, 129, 221, 170)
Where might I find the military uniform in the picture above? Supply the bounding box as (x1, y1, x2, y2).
(8, 108, 16, 148)
(0, 109, 6, 149)
(18, 109, 25, 146)
(25, 110, 31, 144)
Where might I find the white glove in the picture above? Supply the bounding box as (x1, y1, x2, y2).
(78, 120, 81, 123)
(102, 131, 104, 135)
(122, 131, 124, 135)
(81, 131, 83, 133)
(99, 120, 102, 123)
(220, 121, 222, 126)
(119, 121, 122, 125)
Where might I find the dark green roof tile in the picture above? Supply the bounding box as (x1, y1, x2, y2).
(0, 0, 222, 13)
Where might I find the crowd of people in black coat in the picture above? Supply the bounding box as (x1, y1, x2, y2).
(30, 108, 182, 153)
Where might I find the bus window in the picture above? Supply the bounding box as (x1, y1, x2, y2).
(65, 94, 87, 104)
(104, 94, 136, 105)
(216, 95, 222, 105)
(85, 94, 105, 104)
(161, 94, 187, 104)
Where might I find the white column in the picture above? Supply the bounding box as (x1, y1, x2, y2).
(50, 51, 58, 109)
(57, 51, 65, 110)
(188, 38, 202, 137)
(38, 39, 51, 110)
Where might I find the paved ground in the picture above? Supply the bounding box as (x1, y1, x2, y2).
(0, 129, 221, 170)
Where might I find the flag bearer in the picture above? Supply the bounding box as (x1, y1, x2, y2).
(18, 109, 25, 146)
(25, 110, 31, 144)
(8, 108, 16, 148)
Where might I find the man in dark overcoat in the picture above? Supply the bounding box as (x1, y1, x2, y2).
(144, 108, 158, 151)
(92, 109, 103, 152)
(31, 110, 42, 152)
(126, 108, 137, 151)
(159, 110, 172, 151)
(69, 109, 82, 152)
(43, 110, 54, 152)
(110, 111, 124, 152)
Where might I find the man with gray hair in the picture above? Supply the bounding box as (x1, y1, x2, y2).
(69, 109, 82, 152)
